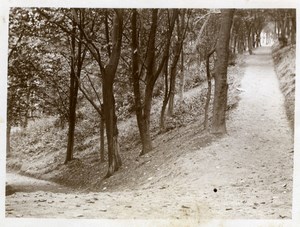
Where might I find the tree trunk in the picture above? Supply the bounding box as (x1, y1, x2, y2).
(65, 56, 77, 163)
(102, 10, 123, 178)
(179, 11, 185, 106)
(167, 37, 182, 116)
(168, 11, 185, 116)
(6, 123, 11, 157)
(65, 16, 85, 164)
(102, 79, 122, 177)
(247, 30, 253, 55)
(160, 58, 169, 132)
(203, 48, 215, 129)
(179, 47, 185, 105)
(140, 81, 155, 155)
(24, 88, 30, 128)
(291, 14, 296, 44)
(131, 9, 153, 154)
(100, 105, 105, 163)
(132, 9, 178, 155)
(211, 9, 234, 135)
(233, 34, 237, 54)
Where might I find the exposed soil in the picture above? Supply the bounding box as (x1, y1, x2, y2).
(6, 47, 294, 221)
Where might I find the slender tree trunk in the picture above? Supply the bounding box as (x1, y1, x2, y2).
(179, 47, 185, 105)
(131, 9, 153, 153)
(24, 88, 30, 128)
(211, 9, 234, 135)
(168, 11, 186, 116)
(6, 123, 11, 157)
(65, 15, 85, 164)
(167, 39, 182, 116)
(65, 58, 77, 163)
(137, 10, 158, 155)
(233, 34, 237, 54)
(247, 30, 253, 55)
(100, 104, 105, 162)
(102, 78, 121, 177)
(179, 12, 185, 106)
(252, 31, 256, 48)
(160, 58, 169, 132)
(102, 10, 123, 178)
(140, 81, 155, 154)
(291, 15, 296, 44)
(203, 48, 215, 129)
(133, 9, 178, 155)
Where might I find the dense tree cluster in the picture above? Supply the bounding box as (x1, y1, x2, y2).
(7, 8, 296, 177)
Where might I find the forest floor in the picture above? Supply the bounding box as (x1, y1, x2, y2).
(5, 46, 294, 222)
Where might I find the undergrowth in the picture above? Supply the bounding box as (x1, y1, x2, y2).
(272, 43, 296, 131)
(7, 54, 246, 191)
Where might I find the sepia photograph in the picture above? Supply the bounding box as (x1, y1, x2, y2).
(1, 1, 299, 227)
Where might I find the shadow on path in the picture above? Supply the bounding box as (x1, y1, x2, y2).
(6, 172, 71, 196)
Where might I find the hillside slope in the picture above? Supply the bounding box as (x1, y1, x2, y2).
(7, 54, 244, 191)
(272, 44, 296, 130)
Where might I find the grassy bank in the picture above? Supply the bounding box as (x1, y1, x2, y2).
(272, 44, 296, 131)
(7, 54, 246, 191)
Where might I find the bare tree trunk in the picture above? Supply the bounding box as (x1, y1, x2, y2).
(291, 13, 296, 44)
(203, 48, 215, 129)
(167, 10, 188, 116)
(65, 16, 85, 164)
(211, 9, 234, 135)
(100, 104, 105, 162)
(102, 10, 123, 178)
(24, 88, 30, 128)
(179, 11, 185, 106)
(179, 47, 185, 105)
(160, 58, 169, 132)
(6, 123, 11, 157)
(167, 38, 182, 117)
(247, 30, 253, 55)
(132, 9, 178, 155)
(102, 80, 121, 177)
(65, 32, 77, 163)
(131, 9, 153, 153)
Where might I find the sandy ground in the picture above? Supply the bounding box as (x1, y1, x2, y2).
(5, 47, 293, 220)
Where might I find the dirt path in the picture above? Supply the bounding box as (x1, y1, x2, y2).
(168, 47, 294, 219)
(5, 47, 293, 220)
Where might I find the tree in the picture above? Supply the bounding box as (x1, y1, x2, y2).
(211, 9, 235, 135)
(37, 8, 87, 164)
(160, 9, 190, 131)
(7, 8, 54, 154)
(131, 9, 178, 155)
(64, 10, 87, 164)
(73, 9, 123, 177)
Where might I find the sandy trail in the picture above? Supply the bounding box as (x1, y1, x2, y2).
(170, 46, 294, 219)
(5, 47, 293, 219)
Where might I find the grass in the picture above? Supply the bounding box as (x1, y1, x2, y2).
(272, 43, 296, 131)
